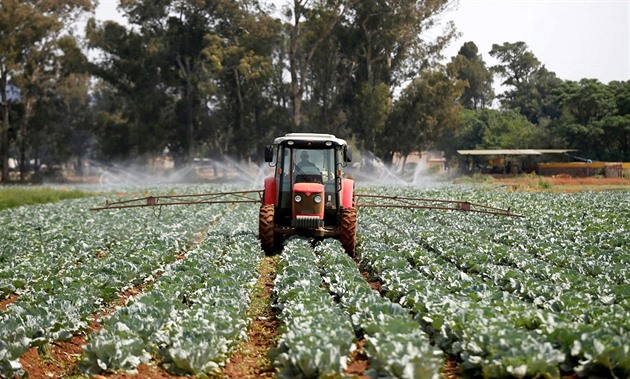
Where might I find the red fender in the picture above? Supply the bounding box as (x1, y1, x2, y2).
(340, 178, 355, 208)
(263, 176, 276, 205)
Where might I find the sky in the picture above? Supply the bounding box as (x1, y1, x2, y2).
(95, 0, 630, 84)
(438, 0, 629, 84)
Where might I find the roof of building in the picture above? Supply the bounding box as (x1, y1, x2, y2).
(457, 149, 576, 156)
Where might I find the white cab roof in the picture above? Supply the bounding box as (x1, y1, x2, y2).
(273, 133, 347, 146)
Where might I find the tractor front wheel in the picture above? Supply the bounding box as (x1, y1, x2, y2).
(259, 204, 281, 255)
(340, 207, 357, 257)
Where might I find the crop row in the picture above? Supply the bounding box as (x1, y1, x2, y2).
(273, 237, 443, 379)
(81, 203, 262, 376)
(272, 239, 356, 378)
(314, 240, 443, 378)
(356, 186, 630, 378)
(0, 186, 243, 378)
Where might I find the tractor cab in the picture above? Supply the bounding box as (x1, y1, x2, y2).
(260, 133, 356, 254)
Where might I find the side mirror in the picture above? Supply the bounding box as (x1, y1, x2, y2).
(264, 145, 274, 163)
(344, 147, 352, 163)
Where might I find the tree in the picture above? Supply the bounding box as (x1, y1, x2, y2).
(345, 0, 457, 88)
(0, 0, 92, 181)
(447, 41, 494, 110)
(438, 108, 483, 160)
(340, 0, 458, 153)
(489, 41, 562, 123)
(476, 109, 544, 149)
(206, 3, 284, 162)
(386, 69, 464, 163)
(88, 0, 280, 166)
(286, 0, 357, 127)
(490, 41, 540, 87)
(351, 83, 389, 154)
(87, 18, 172, 163)
(551, 79, 620, 160)
(1, 0, 51, 181)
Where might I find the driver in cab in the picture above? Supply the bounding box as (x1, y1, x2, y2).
(295, 151, 321, 183)
(298, 151, 315, 168)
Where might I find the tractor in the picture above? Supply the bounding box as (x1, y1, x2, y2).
(91, 133, 523, 255)
(258, 133, 357, 255)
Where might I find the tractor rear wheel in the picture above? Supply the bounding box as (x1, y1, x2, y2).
(259, 204, 281, 255)
(340, 207, 357, 257)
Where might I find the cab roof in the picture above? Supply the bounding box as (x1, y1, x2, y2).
(273, 133, 348, 147)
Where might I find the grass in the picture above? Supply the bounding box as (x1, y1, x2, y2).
(0, 187, 94, 211)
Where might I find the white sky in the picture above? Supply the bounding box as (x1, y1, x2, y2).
(438, 0, 630, 84)
(95, 0, 630, 84)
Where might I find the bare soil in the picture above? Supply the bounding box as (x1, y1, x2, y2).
(344, 339, 370, 378)
(0, 293, 18, 311)
(493, 175, 630, 192)
(220, 256, 279, 379)
(95, 364, 191, 379)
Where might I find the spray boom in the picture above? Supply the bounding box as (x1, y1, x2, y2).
(355, 194, 524, 218)
(90, 190, 263, 211)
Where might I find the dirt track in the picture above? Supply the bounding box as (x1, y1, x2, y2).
(493, 175, 630, 192)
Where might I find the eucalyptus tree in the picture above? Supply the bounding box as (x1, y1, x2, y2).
(385, 69, 464, 164)
(204, 2, 284, 162)
(551, 79, 619, 160)
(0, 0, 92, 181)
(489, 41, 562, 124)
(285, 0, 358, 128)
(489, 42, 540, 88)
(88, 0, 224, 165)
(88, 0, 280, 165)
(341, 0, 458, 154)
(345, 0, 456, 88)
(17, 35, 94, 179)
(447, 41, 494, 110)
(51, 36, 94, 175)
(86, 18, 172, 162)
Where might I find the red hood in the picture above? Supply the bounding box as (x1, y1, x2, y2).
(293, 182, 324, 194)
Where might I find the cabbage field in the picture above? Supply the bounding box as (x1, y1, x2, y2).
(0, 184, 629, 378)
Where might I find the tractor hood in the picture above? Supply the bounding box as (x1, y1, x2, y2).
(293, 182, 324, 195)
(292, 182, 325, 227)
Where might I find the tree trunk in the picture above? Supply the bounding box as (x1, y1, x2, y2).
(19, 92, 35, 182)
(234, 68, 245, 140)
(401, 154, 408, 173)
(19, 121, 26, 181)
(77, 154, 83, 176)
(255, 105, 263, 165)
(289, 0, 302, 128)
(186, 76, 194, 164)
(175, 53, 195, 166)
(1, 68, 9, 182)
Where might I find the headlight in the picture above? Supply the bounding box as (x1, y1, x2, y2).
(313, 195, 322, 204)
(294, 194, 302, 203)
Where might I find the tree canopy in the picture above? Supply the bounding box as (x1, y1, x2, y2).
(1, 1, 628, 182)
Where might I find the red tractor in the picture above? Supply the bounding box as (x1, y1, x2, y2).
(91, 133, 522, 255)
(258, 133, 357, 255)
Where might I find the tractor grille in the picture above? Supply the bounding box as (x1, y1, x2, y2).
(291, 216, 324, 228)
